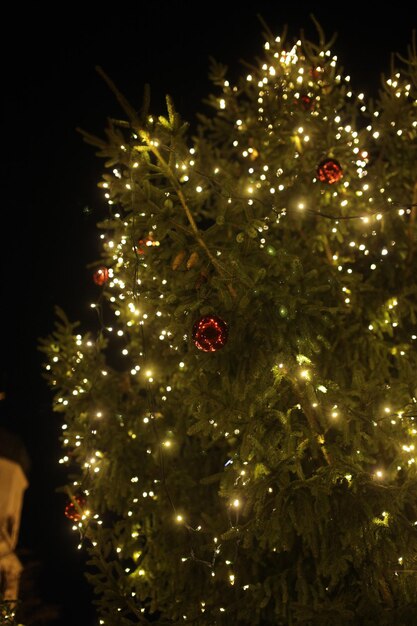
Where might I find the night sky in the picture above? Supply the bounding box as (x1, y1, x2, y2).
(2, 3, 416, 624)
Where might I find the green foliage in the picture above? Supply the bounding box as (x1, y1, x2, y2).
(0, 600, 17, 626)
(41, 26, 417, 626)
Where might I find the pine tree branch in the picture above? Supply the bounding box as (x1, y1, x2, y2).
(322, 236, 334, 265)
(96, 66, 141, 128)
(406, 181, 417, 265)
(139, 130, 237, 298)
(291, 379, 332, 466)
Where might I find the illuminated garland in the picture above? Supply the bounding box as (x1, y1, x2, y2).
(41, 28, 417, 624)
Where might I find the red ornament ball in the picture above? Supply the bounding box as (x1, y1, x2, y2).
(93, 266, 109, 285)
(299, 94, 314, 111)
(64, 496, 85, 522)
(309, 66, 323, 80)
(137, 232, 158, 255)
(317, 158, 343, 184)
(136, 239, 147, 255)
(192, 315, 228, 352)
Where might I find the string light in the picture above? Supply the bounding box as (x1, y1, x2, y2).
(41, 26, 417, 623)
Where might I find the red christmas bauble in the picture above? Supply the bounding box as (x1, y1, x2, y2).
(64, 496, 85, 522)
(299, 94, 314, 111)
(309, 66, 324, 81)
(317, 158, 343, 184)
(192, 315, 228, 352)
(93, 266, 109, 285)
(137, 232, 157, 255)
(136, 239, 147, 255)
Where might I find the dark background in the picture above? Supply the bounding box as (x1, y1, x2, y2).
(1, 3, 416, 624)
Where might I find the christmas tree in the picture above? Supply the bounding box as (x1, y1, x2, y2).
(41, 23, 417, 626)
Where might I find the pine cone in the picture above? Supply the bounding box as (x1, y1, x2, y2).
(186, 251, 199, 270)
(171, 250, 186, 270)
